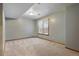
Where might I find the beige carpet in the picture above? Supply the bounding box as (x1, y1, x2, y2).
(4, 38, 79, 56)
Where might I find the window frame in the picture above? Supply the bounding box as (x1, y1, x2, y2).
(37, 18, 49, 36)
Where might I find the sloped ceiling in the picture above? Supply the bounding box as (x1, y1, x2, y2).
(22, 3, 73, 20)
(4, 3, 33, 18)
(4, 3, 73, 20)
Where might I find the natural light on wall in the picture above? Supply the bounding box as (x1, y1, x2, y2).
(50, 18, 56, 23)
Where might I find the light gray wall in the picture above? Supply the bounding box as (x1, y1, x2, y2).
(33, 20, 38, 37)
(5, 18, 35, 40)
(49, 9, 66, 44)
(36, 8, 66, 44)
(65, 4, 79, 51)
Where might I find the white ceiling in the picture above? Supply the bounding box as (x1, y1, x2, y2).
(4, 3, 73, 20)
(4, 3, 33, 18)
(22, 3, 73, 20)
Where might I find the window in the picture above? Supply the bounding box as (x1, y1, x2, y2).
(37, 18, 48, 35)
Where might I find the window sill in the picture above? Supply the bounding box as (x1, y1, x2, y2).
(38, 33, 49, 36)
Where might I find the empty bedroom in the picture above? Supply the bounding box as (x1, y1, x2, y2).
(3, 3, 79, 56)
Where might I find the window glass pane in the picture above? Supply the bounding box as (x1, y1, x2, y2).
(38, 20, 43, 33)
(43, 19, 48, 34)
